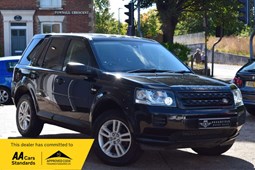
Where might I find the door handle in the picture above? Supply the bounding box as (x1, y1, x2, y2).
(55, 77, 65, 85)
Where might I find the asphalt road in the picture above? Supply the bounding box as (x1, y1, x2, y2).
(0, 105, 254, 170)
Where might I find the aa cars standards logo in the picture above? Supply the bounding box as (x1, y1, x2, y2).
(46, 151, 72, 165)
(12, 152, 36, 165)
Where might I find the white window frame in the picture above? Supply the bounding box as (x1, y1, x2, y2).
(41, 22, 62, 33)
(0, 10, 35, 56)
(40, 0, 62, 9)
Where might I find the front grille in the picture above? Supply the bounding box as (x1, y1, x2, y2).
(177, 91, 234, 108)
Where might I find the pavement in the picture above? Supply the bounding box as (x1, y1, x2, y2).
(206, 63, 242, 82)
(0, 105, 254, 170)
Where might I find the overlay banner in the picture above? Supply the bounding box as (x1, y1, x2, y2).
(0, 139, 94, 169)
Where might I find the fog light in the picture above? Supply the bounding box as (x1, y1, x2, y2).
(164, 97, 173, 106)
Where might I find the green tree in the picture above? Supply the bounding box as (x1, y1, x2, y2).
(95, 0, 127, 34)
(140, 9, 162, 39)
(175, 1, 247, 36)
(163, 42, 191, 63)
(120, 23, 128, 35)
(139, 0, 248, 43)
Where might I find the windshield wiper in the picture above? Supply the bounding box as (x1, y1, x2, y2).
(127, 69, 191, 73)
(174, 70, 192, 73)
(127, 69, 174, 73)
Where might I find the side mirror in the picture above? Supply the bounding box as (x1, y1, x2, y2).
(65, 62, 94, 76)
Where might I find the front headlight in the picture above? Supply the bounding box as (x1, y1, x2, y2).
(232, 88, 244, 107)
(135, 88, 176, 107)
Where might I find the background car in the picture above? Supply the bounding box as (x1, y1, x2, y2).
(0, 56, 20, 105)
(233, 59, 255, 116)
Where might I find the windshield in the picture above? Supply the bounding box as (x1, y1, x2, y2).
(92, 40, 190, 73)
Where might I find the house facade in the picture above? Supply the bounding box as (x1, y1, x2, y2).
(0, 0, 94, 56)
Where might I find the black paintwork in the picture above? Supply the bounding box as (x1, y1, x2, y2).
(12, 33, 245, 148)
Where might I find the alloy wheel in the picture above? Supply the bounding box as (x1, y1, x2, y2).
(0, 89, 9, 104)
(18, 101, 31, 130)
(98, 119, 132, 158)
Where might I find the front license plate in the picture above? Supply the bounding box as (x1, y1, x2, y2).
(198, 118, 231, 129)
(246, 81, 255, 87)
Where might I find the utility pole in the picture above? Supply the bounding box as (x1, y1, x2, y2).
(118, 8, 122, 34)
(238, 0, 253, 60)
(250, 0, 255, 61)
(204, 8, 208, 76)
(211, 26, 223, 77)
(137, 0, 142, 37)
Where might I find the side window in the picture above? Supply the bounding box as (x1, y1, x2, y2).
(42, 37, 67, 70)
(40, 0, 62, 8)
(19, 38, 45, 66)
(63, 39, 91, 69)
(41, 23, 62, 33)
(31, 38, 49, 66)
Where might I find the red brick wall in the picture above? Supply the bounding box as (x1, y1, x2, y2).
(34, 0, 93, 34)
(0, 0, 94, 56)
(63, 0, 92, 33)
(0, 0, 36, 9)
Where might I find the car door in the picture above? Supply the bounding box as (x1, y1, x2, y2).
(35, 37, 69, 115)
(52, 37, 96, 128)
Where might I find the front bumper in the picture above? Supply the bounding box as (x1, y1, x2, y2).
(134, 105, 246, 148)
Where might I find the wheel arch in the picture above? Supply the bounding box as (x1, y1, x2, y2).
(0, 85, 10, 90)
(14, 86, 38, 111)
(91, 99, 134, 133)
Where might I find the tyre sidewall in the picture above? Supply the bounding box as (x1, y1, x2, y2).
(93, 110, 140, 166)
(16, 94, 43, 137)
(0, 86, 11, 105)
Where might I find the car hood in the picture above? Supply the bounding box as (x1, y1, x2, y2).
(118, 73, 228, 88)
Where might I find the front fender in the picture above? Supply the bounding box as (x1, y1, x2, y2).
(89, 91, 136, 134)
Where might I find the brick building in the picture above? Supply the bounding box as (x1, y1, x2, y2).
(0, 0, 94, 56)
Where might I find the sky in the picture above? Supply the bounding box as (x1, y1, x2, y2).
(109, 0, 156, 22)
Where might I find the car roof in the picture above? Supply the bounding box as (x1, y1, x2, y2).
(33, 33, 157, 43)
(0, 56, 21, 61)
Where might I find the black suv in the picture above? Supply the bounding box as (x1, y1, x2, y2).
(12, 34, 245, 166)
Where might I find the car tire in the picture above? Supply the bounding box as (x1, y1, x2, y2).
(191, 142, 234, 156)
(245, 106, 255, 116)
(0, 86, 11, 105)
(93, 110, 141, 166)
(16, 94, 44, 137)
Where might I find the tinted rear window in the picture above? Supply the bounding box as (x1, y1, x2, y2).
(42, 37, 68, 70)
(19, 38, 45, 65)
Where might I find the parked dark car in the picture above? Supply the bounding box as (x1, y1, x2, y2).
(12, 33, 245, 166)
(233, 60, 255, 116)
(0, 56, 20, 104)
